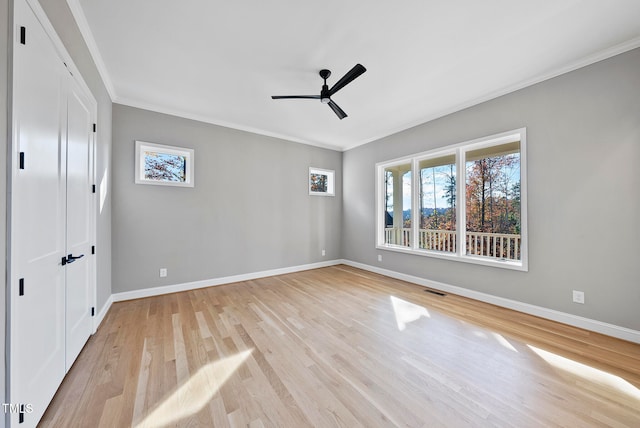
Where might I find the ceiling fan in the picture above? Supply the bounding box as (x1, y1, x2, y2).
(271, 64, 366, 120)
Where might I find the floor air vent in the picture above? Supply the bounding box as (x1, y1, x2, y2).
(424, 288, 446, 297)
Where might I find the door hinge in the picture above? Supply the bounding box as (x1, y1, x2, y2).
(19, 404, 25, 423)
(62, 62, 73, 77)
(91, 245, 95, 255)
(19, 278, 24, 296)
(93, 123, 97, 132)
(91, 307, 95, 317)
(92, 184, 96, 193)
(19, 152, 25, 169)
(20, 26, 26, 45)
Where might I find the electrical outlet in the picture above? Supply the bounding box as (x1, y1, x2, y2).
(159, 268, 167, 278)
(572, 290, 584, 304)
(378, 254, 382, 262)
(322, 249, 326, 256)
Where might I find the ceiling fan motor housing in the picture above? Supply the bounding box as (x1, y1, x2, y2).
(320, 69, 331, 103)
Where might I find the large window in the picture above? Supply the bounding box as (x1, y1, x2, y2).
(376, 129, 527, 270)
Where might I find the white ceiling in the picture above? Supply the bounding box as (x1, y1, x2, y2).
(70, 0, 640, 151)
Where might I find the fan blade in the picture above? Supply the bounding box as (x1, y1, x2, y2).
(271, 95, 321, 99)
(328, 100, 347, 119)
(328, 64, 366, 96)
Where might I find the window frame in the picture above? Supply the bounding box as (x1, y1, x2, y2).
(375, 128, 528, 271)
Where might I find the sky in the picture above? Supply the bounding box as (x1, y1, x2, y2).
(390, 156, 520, 212)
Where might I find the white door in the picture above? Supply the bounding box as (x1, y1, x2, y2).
(11, 0, 96, 426)
(11, 0, 68, 424)
(65, 79, 95, 372)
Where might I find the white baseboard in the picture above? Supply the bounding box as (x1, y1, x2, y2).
(340, 259, 640, 344)
(112, 260, 343, 302)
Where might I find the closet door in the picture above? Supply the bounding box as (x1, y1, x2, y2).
(65, 78, 95, 372)
(11, 0, 96, 426)
(11, 0, 68, 424)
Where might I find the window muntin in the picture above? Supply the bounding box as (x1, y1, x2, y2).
(376, 129, 526, 271)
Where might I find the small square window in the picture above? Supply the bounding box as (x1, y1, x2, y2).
(309, 167, 335, 196)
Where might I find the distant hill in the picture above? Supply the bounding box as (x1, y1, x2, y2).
(386, 208, 452, 222)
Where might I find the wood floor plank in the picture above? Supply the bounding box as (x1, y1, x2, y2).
(39, 265, 640, 427)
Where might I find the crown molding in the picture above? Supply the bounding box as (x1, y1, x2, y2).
(66, 0, 117, 100)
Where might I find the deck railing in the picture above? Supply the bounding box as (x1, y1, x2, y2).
(466, 231, 521, 260)
(419, 229, 456, 253)
(384, 227, 412, 247)
(384, 228, 521, 260)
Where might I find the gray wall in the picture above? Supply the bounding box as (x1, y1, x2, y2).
(37, 0, 113, 312)
(342, 48, 640, 331)
(112, 104, 342, 293)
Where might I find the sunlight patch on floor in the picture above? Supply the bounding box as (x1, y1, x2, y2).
(528, 345, 640, 401)
(492, 332, 518, 352)
(135, 349, 253, 428)
(390, 296, 430, 331)
(472, 330, 487, 338)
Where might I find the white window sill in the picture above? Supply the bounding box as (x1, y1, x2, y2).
(376, 244, 528, 272)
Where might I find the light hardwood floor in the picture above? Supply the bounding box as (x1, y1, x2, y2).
(40, 265, 640, 427)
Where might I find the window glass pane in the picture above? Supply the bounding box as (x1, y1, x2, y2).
(383, 163, 412, 247)
(418, 155, 456, 253)
(465, 141, 521, 260)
